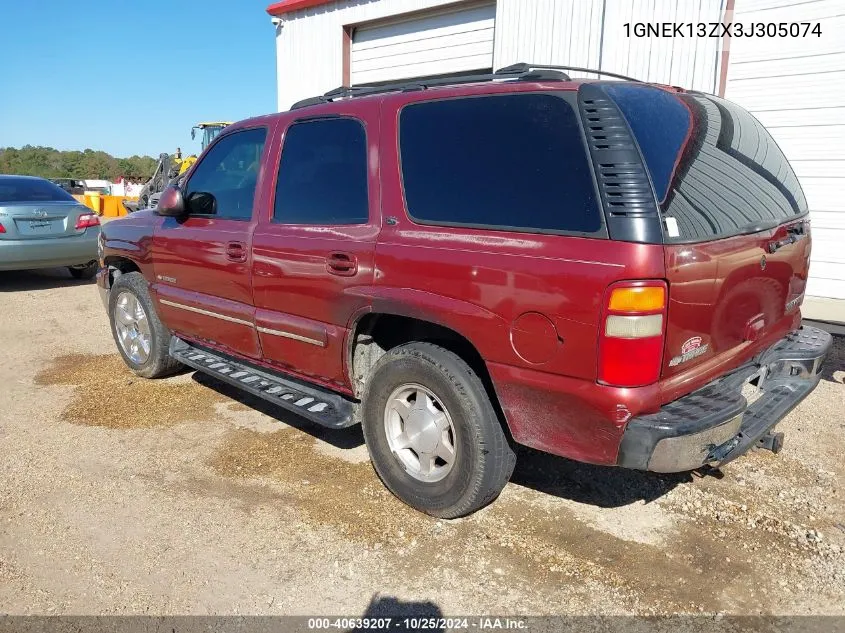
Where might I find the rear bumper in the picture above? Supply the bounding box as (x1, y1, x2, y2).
(0, 231, 99, 271)
(617, 326, 832, 472)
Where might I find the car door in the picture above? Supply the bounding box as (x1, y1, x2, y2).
(152, 126, 270, 359)
(251, 105, 380, 393)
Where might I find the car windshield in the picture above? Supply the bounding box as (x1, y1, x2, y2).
(0, 177, 77, 203)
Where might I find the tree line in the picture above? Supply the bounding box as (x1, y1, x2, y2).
(0, 146, 157, 181)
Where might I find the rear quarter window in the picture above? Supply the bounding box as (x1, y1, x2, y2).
(399, 93, 602, 235)
(605, 84, 807, 242)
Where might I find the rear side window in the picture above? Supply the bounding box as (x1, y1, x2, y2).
(399, 93, 601, 234)
(0, 177, 76, 203)
(274, 118, 369, 225)
(606, 84, 807, 242)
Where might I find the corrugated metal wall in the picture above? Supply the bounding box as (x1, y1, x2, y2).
(275, 0, 473, 110)
(724, 0, 845, 312)
(276, 0, 726, 108)
(493, 0, 725, 90)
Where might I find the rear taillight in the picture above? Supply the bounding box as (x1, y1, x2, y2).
(598, 281, 667, 387)
(0, 222, 5, 233)
(75, 213, 100, 230)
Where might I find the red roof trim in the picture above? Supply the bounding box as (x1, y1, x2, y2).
(266, 0, 335, 16)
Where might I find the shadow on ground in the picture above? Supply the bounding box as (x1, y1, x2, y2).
(510, 444, 691, 507)
(0, 268, 94, 292)
(358, 595, 444, 632)
(820, 333, 844, 384)
(195, 369, 687, 508)
(192, 371, 365, 450)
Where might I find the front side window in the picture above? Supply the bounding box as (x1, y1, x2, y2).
(274, 118, 369, 225)
(399, 93, 601, 234)
(185, 127, 267, 220)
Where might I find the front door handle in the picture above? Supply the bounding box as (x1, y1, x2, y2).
(327, 251, 357, 276)
(226, 241, 247, 262)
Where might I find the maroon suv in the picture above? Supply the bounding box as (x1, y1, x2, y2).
(97, 64, 831, 518)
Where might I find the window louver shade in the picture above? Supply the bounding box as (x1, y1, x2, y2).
(578, 84, 662, 244)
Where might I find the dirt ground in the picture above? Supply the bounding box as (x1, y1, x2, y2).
(1, 268, 844, 616)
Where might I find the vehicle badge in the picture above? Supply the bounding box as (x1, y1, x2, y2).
(760, 255, 767, 270)
(669, 336, 709, 367)
(681, 337, 702, 354)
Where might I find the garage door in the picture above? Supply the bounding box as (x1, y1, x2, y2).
(724, 0, 845, 314)
(350, 3, 496, 86)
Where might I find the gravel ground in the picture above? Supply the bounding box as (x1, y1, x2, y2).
(1, 268, 843, 616)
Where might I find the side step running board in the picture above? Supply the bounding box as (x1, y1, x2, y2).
(169, 338, 356, 429)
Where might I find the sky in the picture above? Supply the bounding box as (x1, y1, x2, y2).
(0, 0, 278, 158)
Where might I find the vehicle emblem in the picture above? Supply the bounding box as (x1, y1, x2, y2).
(760, 255, 767, 270)
(34, 209, 47, 218)
(681, 336, 702, 354)
(669, 336, 709, 367)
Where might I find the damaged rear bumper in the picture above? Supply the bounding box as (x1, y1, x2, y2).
(617, 326, 832, 473)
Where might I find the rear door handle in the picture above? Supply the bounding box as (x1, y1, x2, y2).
(226, 241, 247, 262)
(327, 251, 357, 276)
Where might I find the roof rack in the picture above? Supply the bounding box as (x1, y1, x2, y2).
(289, 62, 641, 110)
(495, 63, 643, 83)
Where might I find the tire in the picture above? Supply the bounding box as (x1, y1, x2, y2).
(108, 272, 182, 378)
(361, 342, 516, 518)
(68, 262, 97, 280)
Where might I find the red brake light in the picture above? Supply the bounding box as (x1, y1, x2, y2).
(598, 281, 667, 388)
(75, 213, 100, 230)
(0, 222, 5, 233)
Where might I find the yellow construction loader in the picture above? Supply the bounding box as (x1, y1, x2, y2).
(124, 122, 232, 212)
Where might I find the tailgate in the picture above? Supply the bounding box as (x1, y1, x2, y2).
(603, 84, 810, 382)
(663, 219, 810, 377)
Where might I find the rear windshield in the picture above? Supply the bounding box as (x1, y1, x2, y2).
(399, 93, 602, 235)
(0, 177, 77, 203)
(605, 84, 807, 242)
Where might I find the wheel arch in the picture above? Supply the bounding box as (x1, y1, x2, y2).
(103, 255, 141, 287)
(346, 310, 511, 438)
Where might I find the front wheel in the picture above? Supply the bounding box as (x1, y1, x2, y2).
(108, 272, 182, 378)
(361, 342, 515, 518)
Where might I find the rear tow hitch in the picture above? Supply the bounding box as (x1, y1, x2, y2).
(757, 431, 785, 454)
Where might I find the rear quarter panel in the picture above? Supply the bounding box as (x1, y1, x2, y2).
(376, 89, 667, 464)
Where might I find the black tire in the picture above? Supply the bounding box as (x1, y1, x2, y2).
(68, 262, 97, 280)
(108, 272, 182, 378)
(361, 342, 516, 518)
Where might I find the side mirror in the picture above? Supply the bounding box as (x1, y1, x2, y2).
(185, 191, 217, 216)
(156, 186, 185, 217)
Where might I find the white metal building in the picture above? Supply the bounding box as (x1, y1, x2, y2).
(268, 0, 845, 323)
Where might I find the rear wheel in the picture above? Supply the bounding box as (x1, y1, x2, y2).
(68, 261, 97, 280)
(108, 272, 182, 378)
(362, 342, 515, 518)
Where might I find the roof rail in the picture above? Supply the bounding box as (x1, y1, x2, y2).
(289, 64, 572, 110)
(288, 62, 640, 110)
(496, 63, 643, 83)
